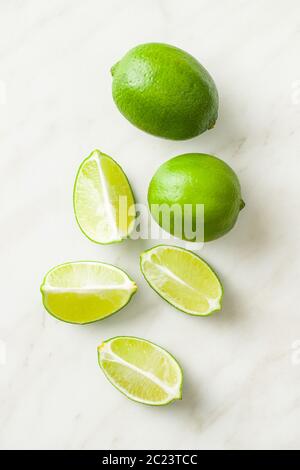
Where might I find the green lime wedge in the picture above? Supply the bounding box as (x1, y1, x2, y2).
(140, 245, 222, 316)
(40, 261, 137, 324)
(73, 150, 135, 244)
(98, 336, 183, 405)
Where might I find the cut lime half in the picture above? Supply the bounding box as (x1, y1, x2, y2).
(140, 245, 222, 316)
(40, 261, 137, 324)
(98, 336, 183, 405)
(73, 150, 135, 244)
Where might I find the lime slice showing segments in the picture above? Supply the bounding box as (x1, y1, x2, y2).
(40, 261, 137, 324)
(140, 245, 222, 316)
(73, 150, 135, 244)
(98, 336, 183, 405)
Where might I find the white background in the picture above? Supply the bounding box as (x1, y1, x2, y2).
(0, 0, 300, 450)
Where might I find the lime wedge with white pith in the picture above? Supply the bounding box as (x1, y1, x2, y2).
(40, 261, 137, 324)
(98, 336, 183, 405)
(140, 245, 222, 316)
(73, 150, 136, 244)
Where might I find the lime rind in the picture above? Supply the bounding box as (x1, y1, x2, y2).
(111, 43, 219, 140)
(73, 150, 136, 245)
(97, 336, 183, 406)
(40, 261, 137, 325)
(140, 245, 223, 317)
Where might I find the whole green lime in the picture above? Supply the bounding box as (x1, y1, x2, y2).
(111, 43, 218, 140)
(148, 153, 245, 242)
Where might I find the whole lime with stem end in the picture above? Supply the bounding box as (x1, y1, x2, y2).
(148, 153, 245, 242)
(111, 42, 218, 140)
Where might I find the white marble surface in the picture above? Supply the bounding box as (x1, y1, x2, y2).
(0, 0, 300, 450)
